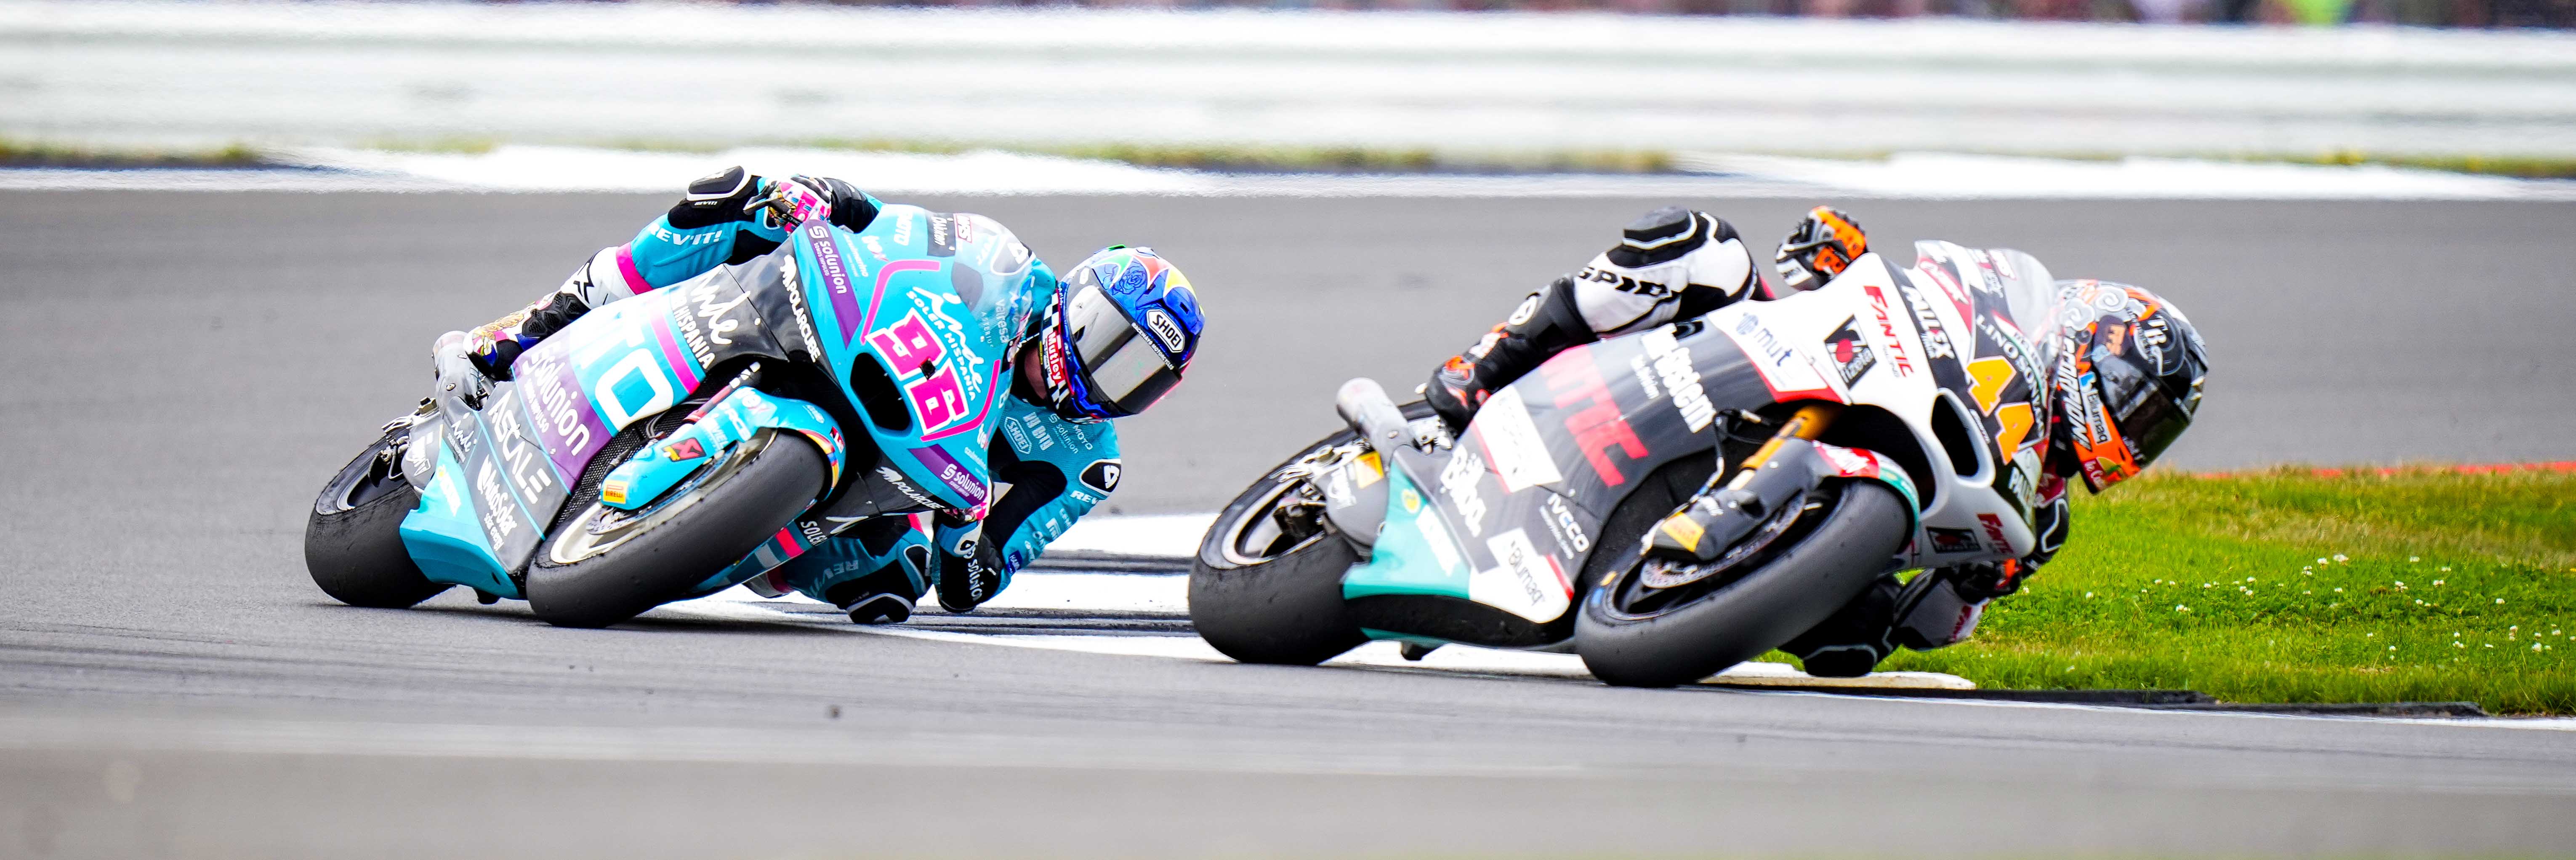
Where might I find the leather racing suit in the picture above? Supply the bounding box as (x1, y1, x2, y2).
(1424, 206, 2073, 677)
(452, 168, 1122, 621)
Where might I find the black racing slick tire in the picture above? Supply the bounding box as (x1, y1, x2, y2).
(306, 430, 451, 609)
(527, 430, 827, 629)
(1576, 481, 1911, 688)
(1189, 404, 1431, 666)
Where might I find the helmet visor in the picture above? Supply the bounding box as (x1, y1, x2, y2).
(1064, 282, 1183, 417)
(2094, 352, 2195, 470)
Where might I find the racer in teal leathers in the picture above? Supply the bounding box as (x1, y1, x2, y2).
(434, 168, 1204, 623)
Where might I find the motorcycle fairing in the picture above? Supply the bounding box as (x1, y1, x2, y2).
(399, 433, 520, 598)
(394, 267, 798, 596)
(597, 387, 846, 511)
(1340, 319, 1783, 633)
(788, 207, 1022, 519)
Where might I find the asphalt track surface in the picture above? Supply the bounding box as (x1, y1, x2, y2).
(4, 190, 2576, 858)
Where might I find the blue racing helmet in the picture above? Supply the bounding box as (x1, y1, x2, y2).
(1038, 246, 1203, 422)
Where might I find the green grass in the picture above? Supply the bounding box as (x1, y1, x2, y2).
(1770, 467, 2576, 715)
(0, 139, 265, 168)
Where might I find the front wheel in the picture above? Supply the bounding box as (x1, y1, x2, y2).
(527, 430, 827, 629)
(1188, 405, 1429, 666)
(1576, 480, 1910, 688)
(306, 429, 449, 609)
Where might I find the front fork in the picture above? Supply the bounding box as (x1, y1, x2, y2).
(1645, 403, 1843, 561)
(598, 363, 848, 512)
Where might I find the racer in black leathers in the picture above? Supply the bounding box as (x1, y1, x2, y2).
(1424, 206, 2208, 678)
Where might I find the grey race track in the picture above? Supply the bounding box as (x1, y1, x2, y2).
(3, 191, 2574, 858)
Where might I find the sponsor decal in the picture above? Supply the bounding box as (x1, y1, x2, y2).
(1399, 487, 1423, 514)
(1144, 308, 1188, 355)
(876, 465, 937, 508)
(1472, 529, 1572, 623)
(1894, 281, 1957, 361)
(1000, 416, 1031, 452)
(1415, 513, 1464, 574)
(1823, 317, 1878, 387)
(907, 445, 989, 509)
(1541, 493, 1591, 556)
(926, 214, 955, 258)
(805, 224, 868, 345)
(1658, 515, 1706, 553)
(777, 255, 822, 356)
(1815, 443, 1879, 477)
(1638, 327, 1716, 432)
(1928, 527, 1980, 554)
(1914, 259, 1976, 323)
(663, 437, 704, 462)
(1861, 285, 1916, 377)
(486, 398, 556, 499)
(1538, 348, 1647, 488)
(1348, 451, 1383, 489)
(860, 235, 891, 262)
(1576, 265, 1674, 297)
(1993, 401, 2036, 454)
(648, 225, 727, 247)
(1437, 450, 1490, 537)
(1719, 310, 1838, 402)
(1626, 354, 1663, 401)
(868, 309, 975, 434)
(889, 212, 914, 247)
(472, 459, 521, 544)
(1080, 459, 1123, 494)
(1966, 356, 2019, 415)
(1977, 512, 2013, 553)
(1976, 312, 2043, 392)
(599, 477, 628, 506)
(1469, 387, 1562, 493)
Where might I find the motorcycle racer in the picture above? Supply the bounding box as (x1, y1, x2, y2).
(431, 167, 1204, 624)
(1424, 205, 2207, 678)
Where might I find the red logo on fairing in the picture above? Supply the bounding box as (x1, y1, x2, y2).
(1540, 348, 1646, 487)
(1863, 285, 1914, 376)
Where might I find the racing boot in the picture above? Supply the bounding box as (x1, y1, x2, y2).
(1780, 574, 1903, 678)
(1425, 206, 1759, 431)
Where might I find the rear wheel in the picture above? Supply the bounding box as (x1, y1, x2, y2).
(305, 429, 449, 609)
(527, 430, 827, 629)
(1576, 480, 1910, 688)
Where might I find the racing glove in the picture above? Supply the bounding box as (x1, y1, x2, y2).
(932, 515, 1006, 613)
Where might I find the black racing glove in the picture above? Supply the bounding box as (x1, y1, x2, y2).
(931, 515, 1006, 613)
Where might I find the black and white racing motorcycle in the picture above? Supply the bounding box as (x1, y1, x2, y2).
(1190, 242, 2064, 686)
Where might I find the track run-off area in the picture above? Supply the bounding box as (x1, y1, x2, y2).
(4, 189, 2575, 857)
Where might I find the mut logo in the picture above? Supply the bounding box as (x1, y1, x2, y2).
(1144, 309, 1187, 354)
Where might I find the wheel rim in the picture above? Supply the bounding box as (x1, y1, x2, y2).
(1598, 486, 1839, 621)
(1216, 477, 1332, 567)
(546, 433, 772, 566)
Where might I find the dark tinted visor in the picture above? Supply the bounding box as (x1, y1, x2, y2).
(2097, 356, 2193, 467)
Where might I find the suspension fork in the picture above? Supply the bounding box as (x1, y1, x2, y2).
(1720, 402, 1844, 491)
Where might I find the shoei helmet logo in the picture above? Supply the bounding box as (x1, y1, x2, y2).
(1144, 309, 1187, 355)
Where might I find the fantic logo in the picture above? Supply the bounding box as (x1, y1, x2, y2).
(1977, 513, 2012, 553)
(1861, 286, 1916, 376)
(1144, 309, 1188, 354)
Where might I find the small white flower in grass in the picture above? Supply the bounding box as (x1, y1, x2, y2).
(2334, 554, 2350, 564)
(2455, 642, 2466, 648)
(2303, 590, 2312, 595)
(2486, 644, 2495, 648)
(2366, 633, 2375, 637)
(2334, 588, 2344, 593)
(2389, 646, 2398, 651)
(2433, 580, 2444, 586)
(2536, 643, 2546, 652)
(2440, 566, 2451, 572)
(2176, 605, 2190, 613)
(2416, 599, 2426, 605)
(2084, 592, 2094, 598)
(2497, 598, 2506, 605)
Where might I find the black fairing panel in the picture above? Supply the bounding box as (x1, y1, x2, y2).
(1367, 320, 1786, 645)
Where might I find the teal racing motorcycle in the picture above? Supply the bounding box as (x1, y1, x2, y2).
(305, 206, 1028, 628)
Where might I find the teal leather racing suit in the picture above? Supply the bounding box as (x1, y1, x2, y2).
(453, 168, 1121, 620)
